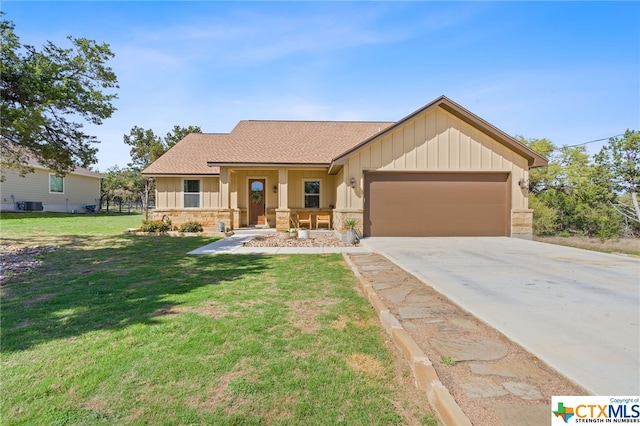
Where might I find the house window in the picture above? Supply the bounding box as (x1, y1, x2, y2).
(183, 179, 200, 208)
(304, 180, 320, 208)
(49, 174, 64, 193)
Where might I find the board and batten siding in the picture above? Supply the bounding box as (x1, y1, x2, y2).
(0, 168, 101, 212)
(286, 170, 336, 209)
(231, 169, 278, 210)
(339, 106, 529, 210)
(155, 176, 220, 209)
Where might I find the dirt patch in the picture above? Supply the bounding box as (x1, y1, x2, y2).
(151, 302, 228, 318)
(346, 353, 384, 377)
(331, 315, 349, 330)
(287, 298, 340, 334)
(0, 245, 59, 285)
(184, 371, 244, 410)
(23, 293, 56, 306)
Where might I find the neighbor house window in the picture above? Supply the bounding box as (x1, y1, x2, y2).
(184, 179, 200, 208)
(304, 180, 320, 208)
(49, 174, 64, 193)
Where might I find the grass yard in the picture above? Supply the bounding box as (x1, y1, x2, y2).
(534, 235, 640, 256)
(1, 213, 435, 425)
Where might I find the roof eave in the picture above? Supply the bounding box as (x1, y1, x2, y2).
(206, 162, 330, 169)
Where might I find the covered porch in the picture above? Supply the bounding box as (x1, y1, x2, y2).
(219, 166, 338, 231)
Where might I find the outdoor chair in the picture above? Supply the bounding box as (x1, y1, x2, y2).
(297, 212, 313, 229)
(316, 213, 331, 230)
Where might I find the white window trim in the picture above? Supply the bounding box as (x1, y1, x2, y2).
(302, 178, 322, 209)
(182, 178, 202, 208)
(49, 174, 64, 194)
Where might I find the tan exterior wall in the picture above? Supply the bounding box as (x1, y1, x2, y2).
(155, 176, 220, 209)
(286, 170, 336, 209)
(338, 106, 530, 211)
(1, 168, 101, 212)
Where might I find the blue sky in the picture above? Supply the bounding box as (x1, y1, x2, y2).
(4, 1, 639, 171)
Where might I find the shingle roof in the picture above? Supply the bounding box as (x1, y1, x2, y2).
(141, 133, 227, 175)
(5, 149, 105, 178)
(142, 120, 393, 175)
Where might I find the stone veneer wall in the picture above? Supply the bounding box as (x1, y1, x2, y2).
(332, 209, 363, 240)
(510, 209, 533, 240)
(275, 209, 291, 231)
(151, 209, 232, 232)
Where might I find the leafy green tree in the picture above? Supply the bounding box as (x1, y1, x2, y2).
(123, 125, 202, 170)
(1, 15, 118, 178)
(123, 126, 164, 170)
(122, 125, 201, 217)
(516, 136, 557, 194)
(165, 125, 201, 150)
(595, 129, 640, 225)
(519, 136, 622, 239)
(101, 166, 144, 212)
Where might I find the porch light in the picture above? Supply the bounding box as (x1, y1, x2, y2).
(518, 178, 529, 190)
(273, 185, 278, 193)
(350, 177, 356, 188)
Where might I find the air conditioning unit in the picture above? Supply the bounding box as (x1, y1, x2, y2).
(20, 201, 44, 211)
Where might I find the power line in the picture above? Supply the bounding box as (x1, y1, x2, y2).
(566, 134, 624, 148)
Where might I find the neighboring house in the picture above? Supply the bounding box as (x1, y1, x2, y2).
(142, 96, 547, 238)
(1, 156, 103, 213)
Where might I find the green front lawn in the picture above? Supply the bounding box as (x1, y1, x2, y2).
(1, 213, 435, 425)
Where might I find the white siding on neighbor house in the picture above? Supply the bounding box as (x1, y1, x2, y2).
(1, 168, 101, 212)
(338, 106, 530, 210)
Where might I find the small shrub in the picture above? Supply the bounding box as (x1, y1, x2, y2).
(179, 221, 203, 233)
(140, 217, 172, 233)
(440, 355, 457, 366)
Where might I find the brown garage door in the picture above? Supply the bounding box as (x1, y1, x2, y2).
(364, 172, 509, 237)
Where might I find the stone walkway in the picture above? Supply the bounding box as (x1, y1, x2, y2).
(345, 253, 585, 426)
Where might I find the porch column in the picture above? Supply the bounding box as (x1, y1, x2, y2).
(276, 168, 290, 231)
(220, 167, 230, 209)
(278, 168, 288, 208)
(229, 170, 237, 209)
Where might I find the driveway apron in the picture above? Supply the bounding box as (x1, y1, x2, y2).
(361, 237, 640, 395)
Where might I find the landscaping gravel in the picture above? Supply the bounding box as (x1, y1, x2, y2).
(244, 233, 357, 248)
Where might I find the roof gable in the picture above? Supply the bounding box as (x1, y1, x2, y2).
(331, 96, 548, 169)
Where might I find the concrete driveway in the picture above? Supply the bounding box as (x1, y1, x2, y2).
(361, 237, 640, 395)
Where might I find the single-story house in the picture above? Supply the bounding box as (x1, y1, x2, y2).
(1, 156, 103, 213)
(142, 96, 547, 238)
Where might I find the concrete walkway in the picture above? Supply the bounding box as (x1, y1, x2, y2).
(188, 231, 372, 255)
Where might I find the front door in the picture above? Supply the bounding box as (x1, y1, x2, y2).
(249, 179, 266, 225)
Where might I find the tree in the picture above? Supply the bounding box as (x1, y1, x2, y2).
(519, 136, 622, 239)
(123, 126, 164, 170)
(101, 166, 143, 212)
(0, 15, 118, 178)
(123, 125, 201, 170)
(122, 124, 201, 218)
(165, 125, 201, 150)
(595, 130, 640, 225)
